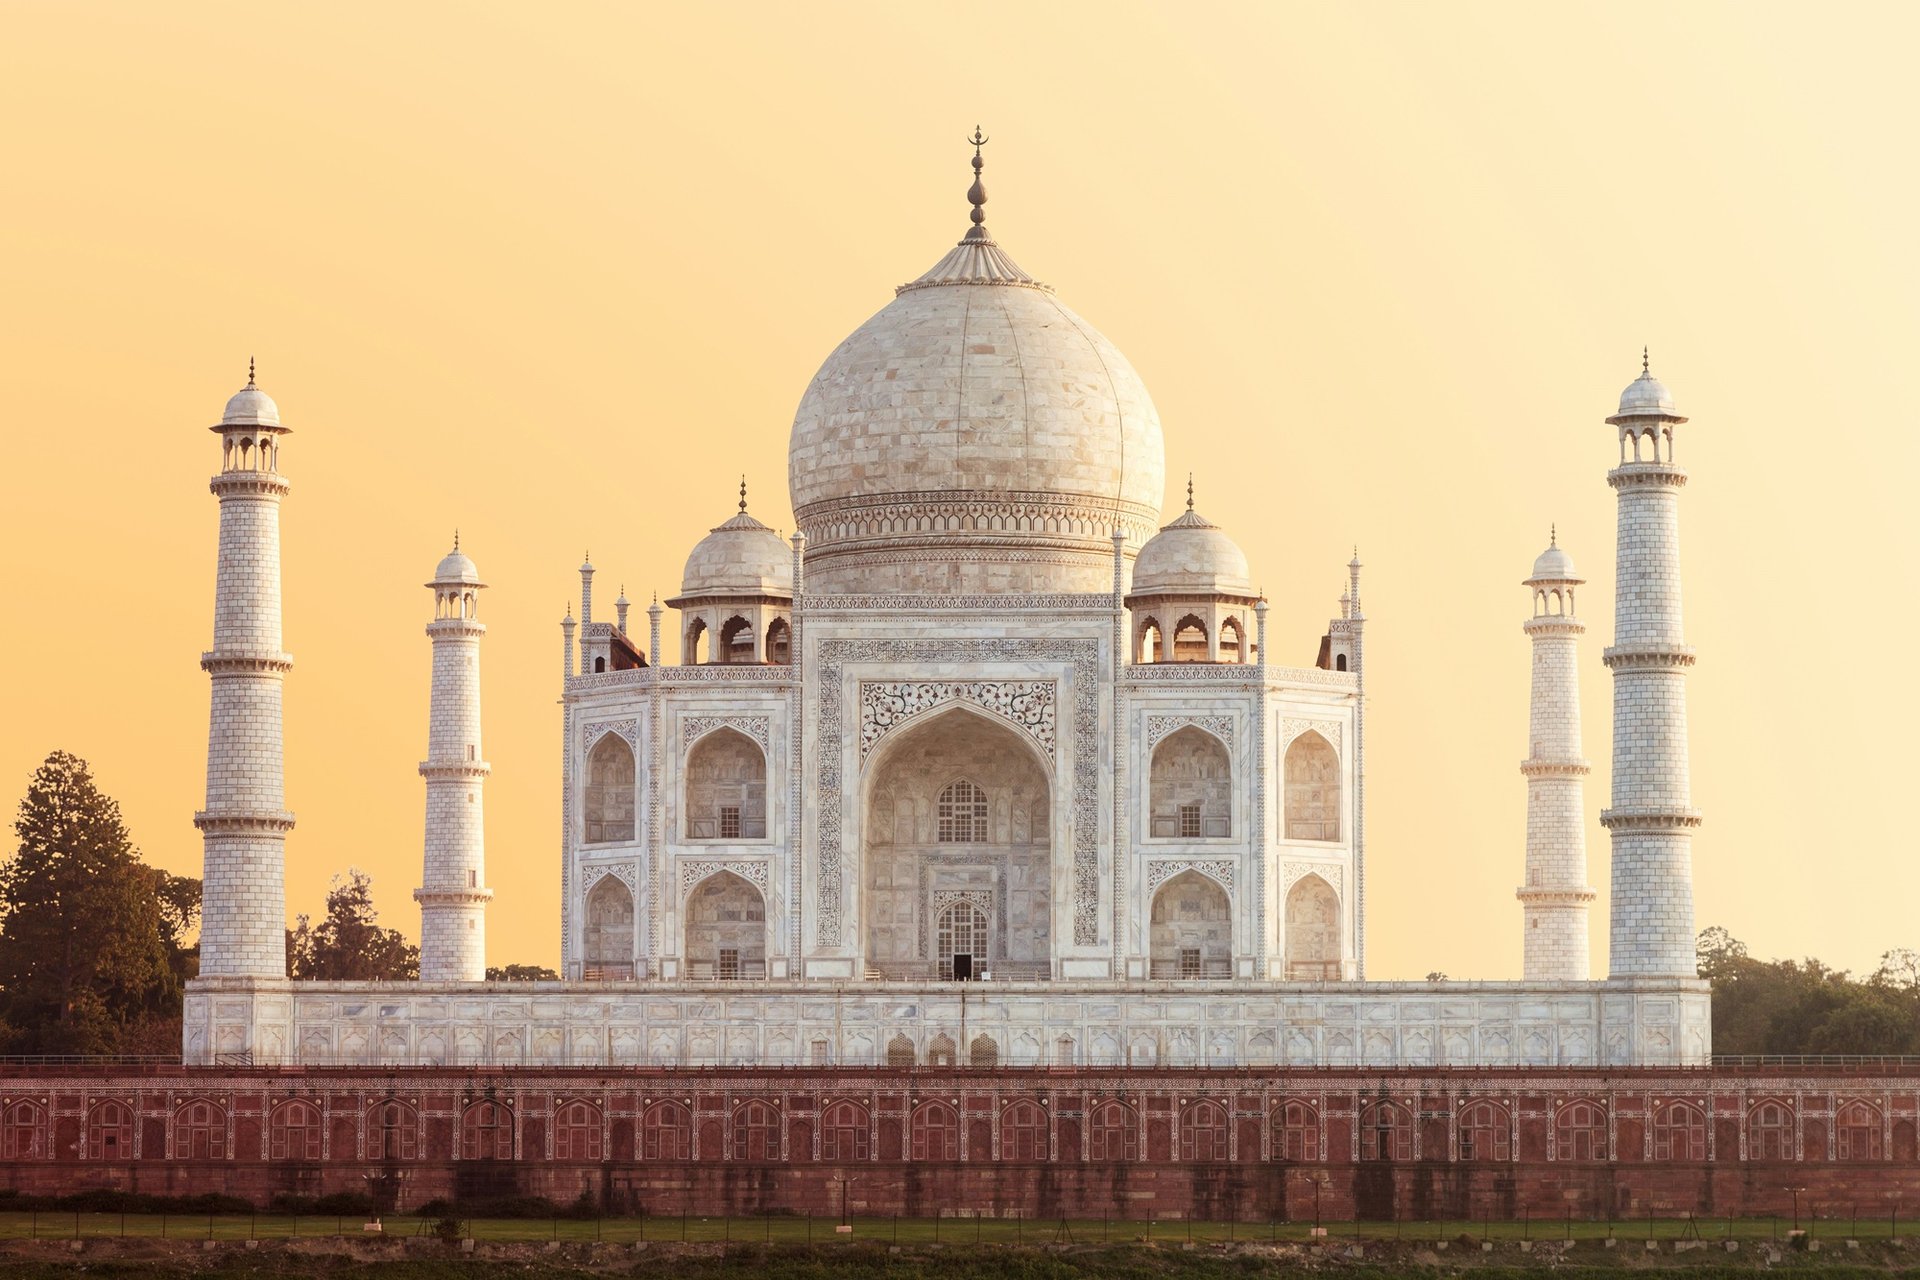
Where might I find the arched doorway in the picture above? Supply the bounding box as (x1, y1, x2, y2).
(1149, 870, 1230, 979)
(863, 707, 1051, 981)
(1284, 875, 1341, 980)
(936, 898, 989, 980)
(584, 876, 634, 980)
(685, 728, 766, 840)
(684, 871, 766, 980)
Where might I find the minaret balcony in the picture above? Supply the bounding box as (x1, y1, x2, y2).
(1599, 806, 1704, 831)
(1519, 758, 1591, 778)
(1600, 645, 1697, 670)
(200, 651, 294, 675)
(1606, 461, 1689, 490)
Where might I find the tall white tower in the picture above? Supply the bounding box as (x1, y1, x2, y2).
(1517, 532, 1595, 980)
(414, 537, 493, 982)
(1602, 356, 1700, 978)
(195, 366, 293, 979)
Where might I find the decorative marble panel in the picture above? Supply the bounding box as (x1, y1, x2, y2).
(1283, 861, 1343, 895)
(684, 715, 771, 754)
(584, 719, 639, 748)
(1144, 859, 1236, 897)
(860, 681, 1055, 763)
(1282, 719, 1342, 752)
(679, 859, 770, 897)
(1144, 715, 1234, 753)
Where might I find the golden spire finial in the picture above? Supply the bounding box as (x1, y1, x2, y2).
(739, 474, 748, 513)
(247, 355, 256, 388)
(1186, 472, 1195, 511)
(1642, 345, 1650, 376)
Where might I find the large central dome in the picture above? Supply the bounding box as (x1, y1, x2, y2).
(788, 146, 1166, 595)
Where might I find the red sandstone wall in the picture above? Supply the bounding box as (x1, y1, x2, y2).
(0, 1066, 1913, 1222)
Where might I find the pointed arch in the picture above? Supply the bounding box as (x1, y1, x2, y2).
(0, 1100, 43, 1161)
(1283, 731, 1340, 841)
(366, 1099, 419, 1160)
(1149, 868, 1231, 979)
(1149, 725, 1231, 839)
(683, 869, 766, 979)
(1359, 1099, 1413, 1161)
(683, 617, 708, 665)
(584, 733, 636, 844)
(171, 1098, 227, 1160)
(583, 874, 634, 979)
(969, 1033, 999, 1068)
(1089, 1100, 1138, 1161)
(1555, 1099, 1607, 1161)
(765, 617, 791, 664)
(731, 1100, 781, 1160)
(1220, 616, 1247, 663)
(461, 1099, 514, 1160)
(1283, 874, 1341, 980)
(937, 778, 989, 843)
(268, 1099, 322, 1161)
(1273, 1099, 1319, 1162)
(1135, 616, 1163, 663)
(641, 1100, 692, 1160)
(1458, 1099, 1511, 1161)
(1001, 1099, 1048, 1161)
(886, 1032, 915, 1068)
(555, 1100, 604, 1161)
(1179, 1099, 1229, 1161)
(718, 615, 755, 664)
(1747, 1098, 1793, 1161)
(685, 727, 766, 840)
(910, 1100, 959, 1160)
(1172, 614, 1209, 662)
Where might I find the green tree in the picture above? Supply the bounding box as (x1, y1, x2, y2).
(287, 870, 418, 980)
(485, 964, 559, 981)
(1697, 927, 1919, 1056)
(0, 751, 186, 1054)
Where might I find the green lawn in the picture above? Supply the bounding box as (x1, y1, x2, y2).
(0, 1211, 1906, 1247)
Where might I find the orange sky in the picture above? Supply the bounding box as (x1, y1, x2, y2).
(2, 2, 1915, 980)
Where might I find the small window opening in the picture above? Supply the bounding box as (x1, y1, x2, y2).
(1180, 947, 1202, 979)
(468, 870, 477, 888)
(594, 657, 607, 673)
(718, 947, 740, 980)
(719, 806, 742, 839)
(1179, 804, 1202, 839)
(1335, 654, 1348, 671)
(810, 1040, 829, 1065)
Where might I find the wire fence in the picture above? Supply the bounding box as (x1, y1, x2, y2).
(0, 1210, 1910, 1247)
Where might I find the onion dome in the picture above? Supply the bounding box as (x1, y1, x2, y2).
(1608, 349, 1687, 423)
(432, 534, 484, 586)
(1129, 483, 1254, 598)
(787, 131, 1165, 594)
(216, 359, 282, 428)
(1525, 529, 1580, 585)
(675, 482, 793, 599)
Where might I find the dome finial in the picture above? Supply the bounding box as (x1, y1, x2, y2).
(1186, 472, 1194, 511)
(453, 528, 460, 551)
(964, 126, 989, 240)
(740, 474, 748, 513)
(247, 355, 256, 388)
(1642, 345, 1650, 376)
(1550, 523, 1556, 548)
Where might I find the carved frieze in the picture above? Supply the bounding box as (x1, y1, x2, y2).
(860, 681, 1055, 763)
(1144, 714, 1234, 753)
(685, 715, 772, 754)
(1144, 859, 1236, 897)
(584, 719, 639, 749)
(679, 859, 770, 897)
(1282, 719, 1342, 752)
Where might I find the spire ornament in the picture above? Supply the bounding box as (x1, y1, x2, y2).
(247, 356, 256, 388)
(739, 474, 748, 513)
(1642, 345, 1650, 376)
(965, 126, 989, 241)
(1186, 472, 1195, 511)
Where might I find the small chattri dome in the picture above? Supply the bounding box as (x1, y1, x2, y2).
(678, 509, 793, 599)
(1130, 507, 1254, 598)
(1528, 541, 1579, 583)
(220, 385, 281, 428)
(434, 544, 483, 585)
(1615, 369, 1678, 419)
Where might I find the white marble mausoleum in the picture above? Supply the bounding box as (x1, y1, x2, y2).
(182, 139, 1710, 1069)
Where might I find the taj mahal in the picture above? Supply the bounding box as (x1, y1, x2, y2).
(181, 138, 1710, 1070)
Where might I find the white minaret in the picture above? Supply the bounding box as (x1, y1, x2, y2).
(413, 536, 493, 982)
(195, 364, 293, 979)
(1602, 354, 1700, 978)
(1517, 531, 1596, 980)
